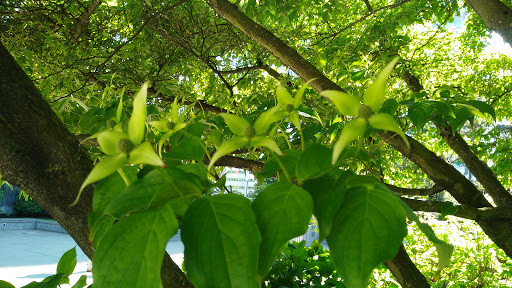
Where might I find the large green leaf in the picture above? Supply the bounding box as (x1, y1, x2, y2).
(408, 102, 430, 129)
(327, 177, 407, 288)
(105, 167, 202, 219)
(182, 194, 261, 288)
(465, 100, 496, 120)
(259, 150, 301, 179)
(165, 137, 205, 161)
(57, 247, 77, 276)
(93, 204, 178, 288)
(0, 281, 15, 288)
(251, 182, 313, 281)
(296, 144, 332, 183)
(302, 171, 352, 240)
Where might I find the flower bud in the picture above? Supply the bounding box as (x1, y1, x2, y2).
(117, 138, 134, 154)
(358, 105, 373, 119)
(244, 126, 256, 139)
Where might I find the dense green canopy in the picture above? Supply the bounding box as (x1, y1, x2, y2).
(1, 0, 512, 287)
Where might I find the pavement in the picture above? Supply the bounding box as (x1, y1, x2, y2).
(0, 229, 184, 287)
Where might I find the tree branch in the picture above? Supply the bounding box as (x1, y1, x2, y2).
(203, 154, 264, 172)
(73, 0, 102, 40)
(205, 0, 343, 93)
(465, 0, 512, 45)
(386, 183, 444, 196)
(400, 197, 512, 220)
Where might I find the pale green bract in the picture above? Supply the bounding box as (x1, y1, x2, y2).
(71, 82, 165, 207)
(148, 98, 188, 156)
(275, 79, 315, 131)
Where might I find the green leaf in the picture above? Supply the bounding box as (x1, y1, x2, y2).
(368, 113, 409, 146)
(302, 171, 352, 240)
(128, 81, 149, 144)
(363, 57, 399, 112)
(209, 137, 249, 170)
(128, 142, 165, 167)
(288, 110, 301, 131)
(379, 98, 399, 115)
(115, 88, 125, 124)
(106, 167, 202, 219)
(399, 200, 453, 271)
(165, 137, 205, 161)
(253, 106, 286, 135)
(294, 79, 315, 108)
(57, 247, 77, 276)
(327, 178, 407, 288)
(298, 104, 322, 123)
(149, 119, 170, 132)
(332, 118, 367, 164)
(93, 204, 178, 288)
(75, 154, 127, 205)
(296, 143, 332, 183)
(250, 136, 283, 155)
(182, 194, 261, 288)
(465, 100, 496, 120)
(440, 202, 459, 217)
(408, 102, 430, 129)
(71, 275, 88, 288)
(259, 150, 301, 179)
(97, 131, 128, 155)
(170, 97, 181, 123)
(320, 90, 360, 116)
(220, 113, 251, 136)
(252, 182, 313, 280)
(0, 280, 16, 288)
(276, 85, 293, 105)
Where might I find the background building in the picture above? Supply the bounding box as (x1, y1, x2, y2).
(224, 168, 256, 197)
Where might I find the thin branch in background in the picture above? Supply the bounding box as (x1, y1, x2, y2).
(386, 183, 444, 196)
(73, 0, 102, 41)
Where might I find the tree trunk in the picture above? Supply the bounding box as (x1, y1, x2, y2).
(0, 41, 193, 288)
(465, 0, 512, 45)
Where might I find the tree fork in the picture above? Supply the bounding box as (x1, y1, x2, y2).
(0, 42, 193, 288)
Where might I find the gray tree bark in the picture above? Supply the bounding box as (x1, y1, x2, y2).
(465, 0, 512, 45)
(0, 41, 193, 288)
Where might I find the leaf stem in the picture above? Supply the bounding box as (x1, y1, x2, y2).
(299, 129, 305, 151)
(272, 153, 291, 182)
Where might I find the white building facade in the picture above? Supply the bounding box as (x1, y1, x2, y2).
(224, 168, 256, 197)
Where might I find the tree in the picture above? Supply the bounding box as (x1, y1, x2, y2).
(1, 0, 511, 287)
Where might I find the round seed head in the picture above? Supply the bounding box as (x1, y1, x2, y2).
(358, 104, 373, 119)
(285, 104, 294, 113)
(244, 126, 256, 139)
(106, 119, 116, 129)
(117, 138, 134, 154)
(167, 121, 176, 130)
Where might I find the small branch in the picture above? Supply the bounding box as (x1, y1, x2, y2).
(219, 65, 260, 75)
(147, 88, 230, 114)
(203, 154, 264, 172)
(400, 197, 512, 220)
(385, 183, 444, 196)
(362, 0, 374, 12)
(73, 0, 102, 41)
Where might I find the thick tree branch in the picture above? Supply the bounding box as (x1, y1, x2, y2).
(205, 0, 343, 93)
(465, 0, 512, 45)
(386, 183, 444, 196)
(203, 154, 264, 172)
(384, 245, 431, 288)
(400, 197, 512, 220)
(437, 125, 512, 207)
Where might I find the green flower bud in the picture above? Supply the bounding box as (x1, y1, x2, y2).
(285, 104, 294, 113)
(358, 104, 373, 119)
(244, 126, 256, 139)
(106, 119, 116, 129)
(167, 121, 176, 130)
(117, 138, 134, 154)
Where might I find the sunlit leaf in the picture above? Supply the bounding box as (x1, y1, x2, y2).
(182, 194, 261, 288)
(115, 88, 125, 124)
(294, 79, 315, 108)
(57, 247, 77, 276)
(368, 113, 409, 146)
(250, 136, 283, 155)
(332, 118, 367, 164)
(288, 110, 301, 131)
(148, 119, 170, 132)
(276, 85, 293, 105)
(128, 81, 149, 144)
(252, 182, 313, 281)
(97, 131, 128, 155)
(363, 57, 399, 112)
(93, 204, 178, 288)
(253, 106, 286, 135)
(465, 100, 496, 120)
(209, 137, 249, 170)
(171, 97, 180, 123)
(320, 90, 360, 116)
(74, 154, 128, 206)
(220, 113, 251, 136)
(129, 142, 165, 167)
